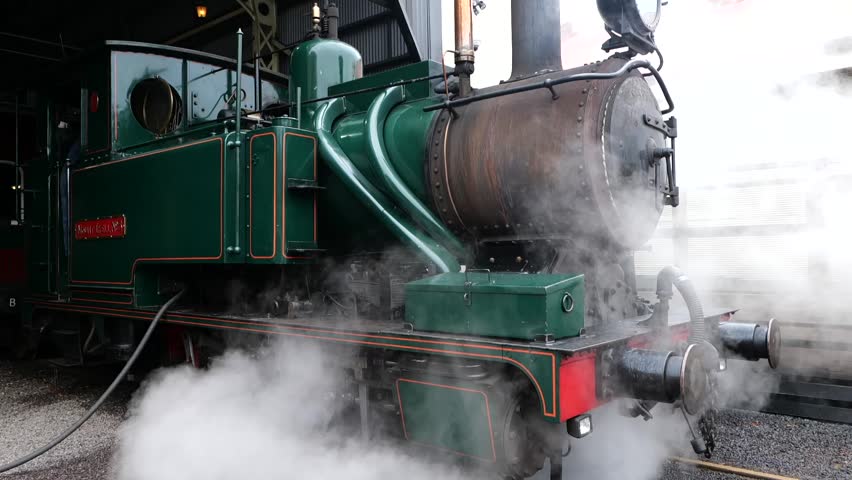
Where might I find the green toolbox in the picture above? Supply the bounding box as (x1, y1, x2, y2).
(404, 271, 585, 340)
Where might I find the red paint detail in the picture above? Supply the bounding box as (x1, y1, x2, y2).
(559, 353, 599, 422)
(90, 92, 99, 113)
(70, 138, 225, 285)
(164, 325, 186, 364)
(396, 378, 497, 462)
(28, 301, 558, 417)
(75, 215, 127, 240)
(0, 249, 26, 286)
(249, 133, 278, 259)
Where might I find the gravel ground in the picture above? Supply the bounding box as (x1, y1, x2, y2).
(0, 360, 130, 479)
(0, 358, 849, 480)
(660, 409, 852, 480)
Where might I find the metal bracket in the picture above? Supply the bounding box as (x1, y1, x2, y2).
(533, 333, 555, 344)
(643, 114, 676, 137)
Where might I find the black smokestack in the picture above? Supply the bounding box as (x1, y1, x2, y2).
(510, 0, 563, 81)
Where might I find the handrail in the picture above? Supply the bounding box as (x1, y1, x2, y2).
(315, 99, 460, 273)
(365, 86, 466, 258)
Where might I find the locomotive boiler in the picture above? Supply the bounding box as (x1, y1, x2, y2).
(7, 0, 782, 478)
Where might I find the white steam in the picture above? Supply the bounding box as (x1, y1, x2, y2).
(113, 342, 477, 480)
(555, 403, 692, 480)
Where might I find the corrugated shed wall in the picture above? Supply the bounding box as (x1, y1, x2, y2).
(279, 0, 438, 73)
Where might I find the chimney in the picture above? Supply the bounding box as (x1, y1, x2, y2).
(510, 0, 563, 81)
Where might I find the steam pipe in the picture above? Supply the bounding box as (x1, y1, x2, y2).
(454, 0, 475, 96)
(315, 99, 460, 273)
(423, 59, 674, 114)
(509, 0, 562, 81)
(254, 57, 261, 113)
(365, 86, 467, 258)
(230, 29, 244, 255)
(655, 266, 713, 346)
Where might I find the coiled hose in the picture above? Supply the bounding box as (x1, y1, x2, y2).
(655, 266, 711, 344)
(0, 289, 185, 474)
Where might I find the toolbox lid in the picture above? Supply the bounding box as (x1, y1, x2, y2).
(405, 272, 583, 295)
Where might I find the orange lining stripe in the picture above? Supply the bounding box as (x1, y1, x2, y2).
(29, 301, 557, 417)
(249, 132, 277, 259)
(396, 378, 497, 462)
(72, 298, 133, 305)
(282, 132, 318, 259)
(70, 289, 132, 297)
(70, 138, 225, 285)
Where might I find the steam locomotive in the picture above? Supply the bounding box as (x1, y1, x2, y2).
(5, 0, 781, 478)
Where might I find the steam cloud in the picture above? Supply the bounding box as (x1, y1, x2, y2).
(112, 341, 480, 480)
(115, 2, 851, 480)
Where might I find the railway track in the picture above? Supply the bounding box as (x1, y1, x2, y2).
(761, 320, 852, 424)
(762, 374, 852, 424)
(669, 457, 799, 480)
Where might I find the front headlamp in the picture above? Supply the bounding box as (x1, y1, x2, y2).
(597, 0, 662, 54)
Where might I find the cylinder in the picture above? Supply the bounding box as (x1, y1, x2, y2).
(719, 319, 781, 368)
(616, 349, 683, 404)
(510, 0, 563, 81)
(612, 343, 714, 415)
(427, 57, 666, 252)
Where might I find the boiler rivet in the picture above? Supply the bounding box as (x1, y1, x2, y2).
(433, 168, 439, 173)
(577, 117, 582, 122)
(579, 101, 585, 107)
(575, 132, 581, 137)
(515, 256, 523, 263)
(489, 257, 495, 264)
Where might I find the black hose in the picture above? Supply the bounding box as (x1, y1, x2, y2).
(0, 290, 185, 474)
(655, 266, 709, 344)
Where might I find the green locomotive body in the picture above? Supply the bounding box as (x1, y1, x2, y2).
(6, 2, 782, 477)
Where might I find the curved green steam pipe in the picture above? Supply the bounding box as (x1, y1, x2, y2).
(315, 98, 460, 273)
(366, 86, 467, 258)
